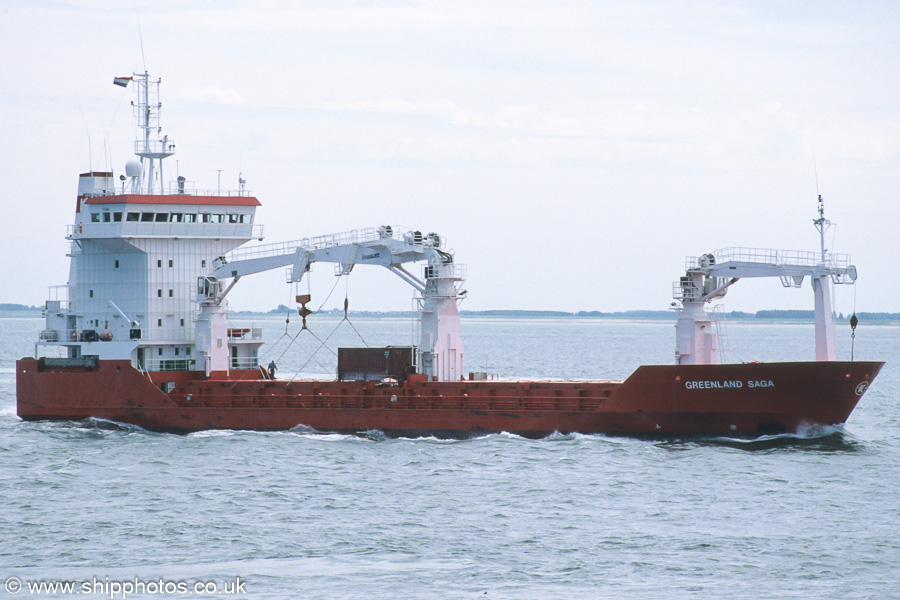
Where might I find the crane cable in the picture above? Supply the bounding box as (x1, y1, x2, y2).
(229, 285, 329, 387)
(250, 278, 340, 386)
(341, 276, 368, 347)
(263, 272, 345, 375)
(254, 284, 300, 368)
(290, 277, 370, 381)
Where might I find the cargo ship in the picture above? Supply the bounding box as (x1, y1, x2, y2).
(16, 72, 883, 437)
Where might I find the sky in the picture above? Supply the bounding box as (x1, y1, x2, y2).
(1, 0, 898, 316)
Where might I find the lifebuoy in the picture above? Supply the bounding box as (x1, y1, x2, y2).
(71, 330, 77, 340)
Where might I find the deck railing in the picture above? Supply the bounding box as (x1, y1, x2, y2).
(685, 247, 852, 271)
(143, 358, 196, 372)
(224, 227, 394, 263)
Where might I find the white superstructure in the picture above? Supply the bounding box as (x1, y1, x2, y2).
(38, 72, 264, 373)
(37, 72, 466, 381)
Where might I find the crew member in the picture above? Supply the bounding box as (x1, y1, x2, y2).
(268, 360, 277, 379)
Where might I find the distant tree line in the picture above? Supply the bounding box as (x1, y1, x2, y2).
(251, 308, 900, 321)
(462, 309, 574, 317)
(753, 310, 900, 321)
(0, 303, 39, 311)
(457, 309, 900, 321)
(853, 312, 900, 321)
(5, 302, 898, 322)
(754, 310, 816, 320)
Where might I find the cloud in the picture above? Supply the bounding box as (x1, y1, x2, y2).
(181, 86, 246, 105)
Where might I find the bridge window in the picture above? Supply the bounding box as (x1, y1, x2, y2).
(184, 214, 197, 223)
(103, 212, 111, 222)
(126, 212, 139, 222)
(141, 212, 154, 222)
(154, 213, 168, 222)
(170, 213, 183, 222)
(228, 214, 239, 224)
(91, 213, 101, 223)
(113, 212, 122, 222)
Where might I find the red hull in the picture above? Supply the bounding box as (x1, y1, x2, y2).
(16, 359, 883, 437)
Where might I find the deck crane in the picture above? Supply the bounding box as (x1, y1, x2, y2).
(673, 197, 856, 365)
(194, 226, 465, 381)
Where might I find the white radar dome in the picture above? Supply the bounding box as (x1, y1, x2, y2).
(125, 160, 143, 177)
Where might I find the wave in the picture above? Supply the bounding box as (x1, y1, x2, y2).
(186, 429, 245, 438)
(14, 416, 156, 437)
(657, 424, 865, 453)
(286, 425, 366, 443)
(68, 417, 152, 433)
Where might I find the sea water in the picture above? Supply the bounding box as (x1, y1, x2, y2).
(1, 314, 898, 599)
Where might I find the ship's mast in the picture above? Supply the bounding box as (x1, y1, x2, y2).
(811, 193, 837, 360)
(813, 194, 831, 264)
(127, 72, 175, 194)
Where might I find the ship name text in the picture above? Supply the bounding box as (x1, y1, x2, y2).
(684, 379, 774, 390)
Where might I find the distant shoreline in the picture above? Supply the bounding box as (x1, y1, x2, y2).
(4, 304, 898, 324)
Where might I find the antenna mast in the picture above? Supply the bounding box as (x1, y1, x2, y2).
(813, 194, 831, 264)
(131, 72, 175, 194)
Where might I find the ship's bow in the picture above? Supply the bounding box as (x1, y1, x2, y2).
(609, 360, 884, 435)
